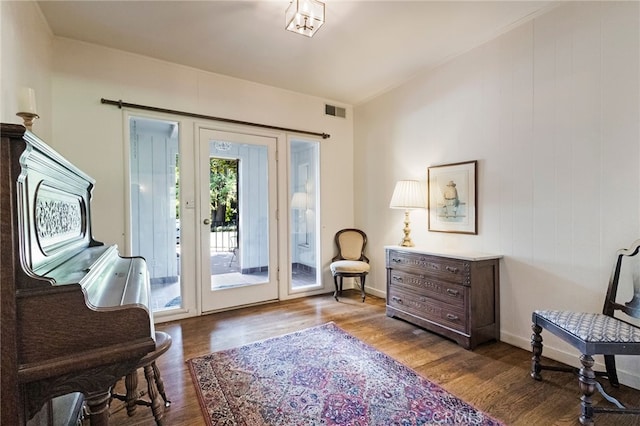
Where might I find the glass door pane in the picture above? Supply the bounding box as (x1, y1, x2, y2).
(290, 139, 320, 290)
(129, 116, 182, 312)
(199, 128, 278, 312)
(208, 157, 240, 288)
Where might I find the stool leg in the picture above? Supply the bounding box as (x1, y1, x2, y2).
(124, 371, 138, 416)
(84, 391, 112, 426)
(151, 361, 171, 407)
(144, 364, 165, 426)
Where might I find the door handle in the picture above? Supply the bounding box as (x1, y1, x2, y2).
(203, 218, 211, 225)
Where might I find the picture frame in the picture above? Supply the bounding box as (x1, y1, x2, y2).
(428, 160, 477, 234)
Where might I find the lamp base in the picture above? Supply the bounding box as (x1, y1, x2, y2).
(16, 112, 39, 131)
(399, 210, 415, 247)
(399, 239, 415, 247)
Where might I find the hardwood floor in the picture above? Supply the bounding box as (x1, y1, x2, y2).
(107, 291, 640, 425)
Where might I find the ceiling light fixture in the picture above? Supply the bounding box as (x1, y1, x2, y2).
(286, 0, 325, 38)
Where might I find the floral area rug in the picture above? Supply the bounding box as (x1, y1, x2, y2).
(187, 322, 504, 425)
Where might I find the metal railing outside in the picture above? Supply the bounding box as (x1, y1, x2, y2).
(209, 220, 237, 252)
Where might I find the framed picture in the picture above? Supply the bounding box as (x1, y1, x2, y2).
(428, 160, 477, 234)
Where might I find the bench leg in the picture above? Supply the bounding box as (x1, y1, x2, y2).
(530, 324, 543, 380)
(578, 354, 596, 426)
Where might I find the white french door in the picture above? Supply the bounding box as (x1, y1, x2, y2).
(198, 127, 279, 312)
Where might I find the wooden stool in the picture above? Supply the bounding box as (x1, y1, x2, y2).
(112, 331, 172, 425)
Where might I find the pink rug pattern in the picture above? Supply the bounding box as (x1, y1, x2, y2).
(187, 322, 504, 425)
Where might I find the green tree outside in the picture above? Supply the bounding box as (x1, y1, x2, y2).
(210, 158, 238, 227)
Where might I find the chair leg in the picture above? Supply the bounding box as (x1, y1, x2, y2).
(530, 324, 543, 380)
(604, 355, 620, 387)
(228, 248, 237, 267)
(333, 275, 339, 301)
(360, 275, 366, 302)
(578, 354, 597, 426)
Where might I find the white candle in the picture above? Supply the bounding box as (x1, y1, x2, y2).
(17, 87, 37, 115)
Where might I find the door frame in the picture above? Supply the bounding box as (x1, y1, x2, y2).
(123, 111, 328, 323)
(196, 122, 287, 313)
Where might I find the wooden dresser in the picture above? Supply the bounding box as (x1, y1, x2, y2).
(385, 246, 501, 350)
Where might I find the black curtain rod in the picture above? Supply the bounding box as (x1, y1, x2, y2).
(100, 98, 331, 139)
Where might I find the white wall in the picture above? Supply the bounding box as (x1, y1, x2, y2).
(355, 1, 640, 387)
(0, 1, 53, 141)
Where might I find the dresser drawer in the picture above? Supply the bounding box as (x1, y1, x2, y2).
(387, 249, 469, 285)
(387, 286, 468, 333)
(388, 269, 466, 308)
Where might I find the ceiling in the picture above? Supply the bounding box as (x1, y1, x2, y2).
(38, 1, 557, 106)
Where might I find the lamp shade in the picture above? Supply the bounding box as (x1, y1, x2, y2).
(389, 180, 425, 210)
(17, 87, 37, 114)
(286, 0, 325, 37)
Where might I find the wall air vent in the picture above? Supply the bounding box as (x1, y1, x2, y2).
(325, 104, 346, 118)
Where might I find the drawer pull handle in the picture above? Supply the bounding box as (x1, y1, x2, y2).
(446, 314, 459, 321)
(392, 258, 402, 263)
(445, 266, 459, 273)
(446, 288, 459, 296)
(392, 276, 404, 283)
(391, 296, 403, 304)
